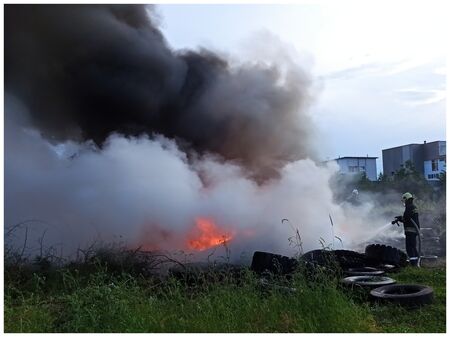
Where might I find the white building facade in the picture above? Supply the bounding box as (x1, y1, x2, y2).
(333, 156, 378, 181)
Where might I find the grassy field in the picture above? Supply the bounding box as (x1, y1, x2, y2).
(4, 261, 446, 333)
(368, 266, 446, 333)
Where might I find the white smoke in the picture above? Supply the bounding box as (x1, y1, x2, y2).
(5, 95, 402, 263)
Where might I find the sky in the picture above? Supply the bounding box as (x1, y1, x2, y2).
(157, 3, 446, 173)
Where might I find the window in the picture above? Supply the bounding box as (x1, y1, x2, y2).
(359, 166, 366, 172)
(349, 166, 359, 172)
(439, 143, 446, 156)
(431, 160, 439, 171)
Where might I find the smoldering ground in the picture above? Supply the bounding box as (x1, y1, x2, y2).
(4, 5, 402, 262)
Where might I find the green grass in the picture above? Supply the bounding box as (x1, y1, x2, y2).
(368, 266, 446, 333)
(4, 263, 445, 333)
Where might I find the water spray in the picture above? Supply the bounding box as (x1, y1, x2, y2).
(365, 222, 394, 242)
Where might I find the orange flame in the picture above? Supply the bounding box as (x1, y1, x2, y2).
(187, 217, 233, 251)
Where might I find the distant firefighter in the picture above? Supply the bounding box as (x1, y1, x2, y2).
(392, 192, 420, 266)
(346, 188, 360, 205)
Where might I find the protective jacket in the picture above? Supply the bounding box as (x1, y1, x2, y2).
(401, 200, 420, 233)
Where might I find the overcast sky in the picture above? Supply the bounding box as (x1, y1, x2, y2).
(157, 3, 446, 173)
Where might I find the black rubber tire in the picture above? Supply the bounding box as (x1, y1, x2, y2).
(344, 267, 385, 276)
(250, 251, 298, 275)
(370, 284, 434, 306)
(301, 249, 368, 269)
(342, 275, 396, 288)
(300, 249, 332, 266)
(333, 250, 370, 269)
(365, 244, 408, 267)
(377, 264, 400, 273)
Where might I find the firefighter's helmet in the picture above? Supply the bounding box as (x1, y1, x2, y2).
(402, 192, 413, 201)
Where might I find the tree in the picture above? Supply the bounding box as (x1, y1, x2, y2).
(390, 160, 433, 197)
(355, 160, 434, 199)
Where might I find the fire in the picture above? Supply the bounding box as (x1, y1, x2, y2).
(187, 217, 233, 251)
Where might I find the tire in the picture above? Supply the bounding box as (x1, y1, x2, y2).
(250, 251, 298, 275)
(370, 284, 434, 306)
(365, 244, 408, 267)
(301, 249, 332, 266)
(342, 275, 396, 288)
(344, 267, 385, 276)
(333, 250, 369, 269)
(300, 249, 334, 268)
(301, 249, 368, 269)
(377, 264, 401, 273)
(418, 255, 438, 268)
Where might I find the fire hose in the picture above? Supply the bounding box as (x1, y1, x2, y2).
(392, 217, 422, 267)
(411, 218, 422, 267)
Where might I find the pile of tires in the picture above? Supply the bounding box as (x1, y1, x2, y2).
(300, 249, 369, 269)
(344, 244, 434, 307)
(365, 244, 408, 267)
(250, 251, 298, 275)
(250, 244, 434, 307)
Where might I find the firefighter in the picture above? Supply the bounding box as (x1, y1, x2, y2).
(346, 189, 360, 205)
(392, 192, 420, 266)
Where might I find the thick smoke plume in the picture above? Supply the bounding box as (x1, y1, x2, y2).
(5, 95, 402, 261)
(5, 5, 401, 262)
(5, 4, 315, 176)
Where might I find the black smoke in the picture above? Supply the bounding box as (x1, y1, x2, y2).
(5, 4, 315, 176)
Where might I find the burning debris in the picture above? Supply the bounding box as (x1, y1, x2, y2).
(187, 217, 234, 251)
